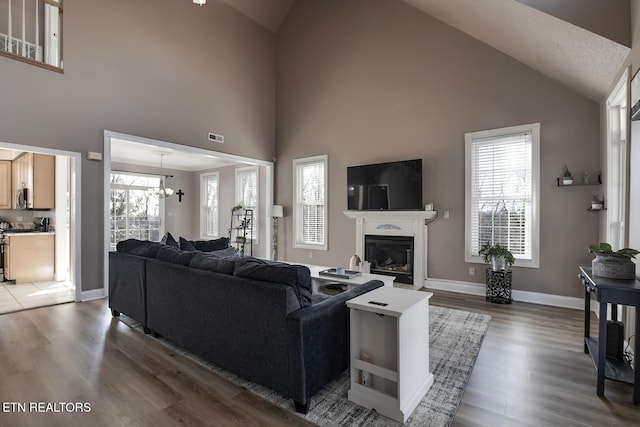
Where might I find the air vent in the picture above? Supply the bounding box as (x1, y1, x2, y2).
(208, 132, 224, 143)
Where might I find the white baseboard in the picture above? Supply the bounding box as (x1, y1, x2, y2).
(424, 278, 585, 310)
(80, 288, 106, 302)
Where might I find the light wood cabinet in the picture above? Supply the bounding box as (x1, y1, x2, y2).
(11, 153, 55, 209)
(0, 160, 11, 209)
(4, 233, 55, 283)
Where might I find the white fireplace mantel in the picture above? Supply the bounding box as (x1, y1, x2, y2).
(343, 210, 438, 289)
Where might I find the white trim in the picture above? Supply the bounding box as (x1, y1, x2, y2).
(293, 154, 328, 250)
(80, 288, 105, 302)
(424, 278, 584, 310)
(464, 123, 540, 269)
(103, 130, 274, 297)
(0, 140, 82, 302)
(235, 165, 259, 244)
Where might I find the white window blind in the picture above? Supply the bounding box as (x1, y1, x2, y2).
(465, 123, 540, 268)
(200, 172, 219, 239)
(235, 167, 258, 242)
(294, 155, 327, 250)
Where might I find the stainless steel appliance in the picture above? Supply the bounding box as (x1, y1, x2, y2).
(0, 230, 5, 282)
(16, 188, 27, 210)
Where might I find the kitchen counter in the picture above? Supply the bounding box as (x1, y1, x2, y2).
(3, 231, 55, 236)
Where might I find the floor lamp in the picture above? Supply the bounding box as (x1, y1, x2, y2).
(270, 205, 283, 260)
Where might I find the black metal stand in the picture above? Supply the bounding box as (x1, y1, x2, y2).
(485, 269, 512, 304)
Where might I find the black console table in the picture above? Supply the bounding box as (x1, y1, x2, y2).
(578, 266, 640, 404)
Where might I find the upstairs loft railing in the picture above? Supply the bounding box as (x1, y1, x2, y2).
(0, 0, 62, 72)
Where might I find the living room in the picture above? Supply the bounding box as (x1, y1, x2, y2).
(1, 0, 640, 425)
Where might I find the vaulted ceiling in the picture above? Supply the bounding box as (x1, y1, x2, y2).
(222, 0, 631, 101)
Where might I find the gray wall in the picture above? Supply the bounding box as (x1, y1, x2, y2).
(276, 0, 601, 297)
(0, 0, 276, 291)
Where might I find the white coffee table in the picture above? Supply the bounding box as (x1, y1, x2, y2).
(307, 265, 395, 291)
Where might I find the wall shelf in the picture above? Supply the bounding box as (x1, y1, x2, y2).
(556, 175, 602, 187)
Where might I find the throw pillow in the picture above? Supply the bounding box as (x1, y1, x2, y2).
(179, 237, 197, 251)
(193, 237, 229, 252)
(161, 232, 179, 248)
(155, 246, 197, 266)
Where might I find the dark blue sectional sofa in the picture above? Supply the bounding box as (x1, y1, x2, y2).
(108, 239, 383, 413)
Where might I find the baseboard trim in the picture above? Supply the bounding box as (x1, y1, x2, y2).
(80, 288, 105, 302)
(424, 278, 584, 310)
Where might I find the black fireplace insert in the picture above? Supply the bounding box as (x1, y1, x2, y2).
(364, 235, 414, 284)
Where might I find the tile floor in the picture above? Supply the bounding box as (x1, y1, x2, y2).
(0, 280, 75, 315)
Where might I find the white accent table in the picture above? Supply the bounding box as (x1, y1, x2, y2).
(307, 265, 395, 291)
(346, 287, 433, 423)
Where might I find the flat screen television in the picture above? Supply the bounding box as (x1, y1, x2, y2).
(347, 159, 422, 210)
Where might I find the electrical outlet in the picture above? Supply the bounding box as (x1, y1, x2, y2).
(444, 210, 450, 219)
(308, 252, 313, 259)
(469, 267, 475, 275)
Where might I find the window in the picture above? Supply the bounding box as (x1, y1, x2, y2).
(110, 172, 164, 250)
(465, 123, 540, 268)
(235, 166, 258, 242)
(200, 172, 219, 239)
(293, 155, 327, 250)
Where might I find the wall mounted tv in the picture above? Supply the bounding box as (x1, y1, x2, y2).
(347, 159, 422, 211)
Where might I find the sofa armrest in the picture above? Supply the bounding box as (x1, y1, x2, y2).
(285, 280, 384, 404)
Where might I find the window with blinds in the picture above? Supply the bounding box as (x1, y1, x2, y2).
(235, 166, 258, 242)
(465, 123, 540, 268)
(294, 155, 328, 250)
(200, 172, 219, 239)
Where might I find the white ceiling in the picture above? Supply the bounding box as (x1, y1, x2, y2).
(110, 138, 248, 171)
(222, 0, 630, 101)
(402, 0, 630, 101)
(221, 0, 295, 33)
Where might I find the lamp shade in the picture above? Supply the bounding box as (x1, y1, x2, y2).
(193, 0, 206, 5)
(270, 205, 284, 218)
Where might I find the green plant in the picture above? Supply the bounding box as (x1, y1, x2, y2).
(478, 242, 515, 266)
(588, 243, 639, 258)
(591, 194, 603, 202)
(231, 204, 243, 213)
(563, 164, 572, 178)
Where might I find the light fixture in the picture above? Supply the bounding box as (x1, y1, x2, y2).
(193, 0, 206, 5)
(270, 205, 284, 260)
(150, 151, 175, 199)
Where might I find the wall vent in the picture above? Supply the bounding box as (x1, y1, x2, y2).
(208, 132, 224, 143)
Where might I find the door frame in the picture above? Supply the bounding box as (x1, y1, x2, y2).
(103, 130, 274, 297)
(0, 141, 81, 301)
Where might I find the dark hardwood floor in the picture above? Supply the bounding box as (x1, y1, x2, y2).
(0, 292, 638, 426)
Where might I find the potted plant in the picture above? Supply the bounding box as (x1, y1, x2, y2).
(479, 242, 515, 271)
(589, 243, 639, 279)
(591, 195, 604, 210)
(562, 164, 573, 185)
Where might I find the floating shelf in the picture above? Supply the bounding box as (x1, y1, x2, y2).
(556, 175, 602, 187)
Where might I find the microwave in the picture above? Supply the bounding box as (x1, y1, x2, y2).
(16, 188, 28, 210)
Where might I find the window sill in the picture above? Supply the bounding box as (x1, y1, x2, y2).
(0, 50, 63, 73)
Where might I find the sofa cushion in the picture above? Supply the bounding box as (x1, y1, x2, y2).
(116, 239, 163, 257)
(179, 237, 197, 251)
(189, 253, 237, 275)
(192, 237, 229, 252)
(161, 232, 179, 248)
(233, 258, 312, 307)
(207, 247, 238, 258)
(155, 246, 197, 266)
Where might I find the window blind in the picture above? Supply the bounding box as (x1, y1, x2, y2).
(294, 156, 326, 248)
(469, 131, 533, 259)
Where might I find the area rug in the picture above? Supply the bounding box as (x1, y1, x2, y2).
(120, 306, 490, 427)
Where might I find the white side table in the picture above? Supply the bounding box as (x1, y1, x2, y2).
(346, 287, 433, 423)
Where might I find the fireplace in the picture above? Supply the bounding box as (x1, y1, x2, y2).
(344, 210, 437, 288)
(365, 235, 414, 284)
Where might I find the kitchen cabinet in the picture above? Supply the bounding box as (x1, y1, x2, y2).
(12, 153, 55, 209)
(4, 233, 55, 283)
(0, 160, 11, 209)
